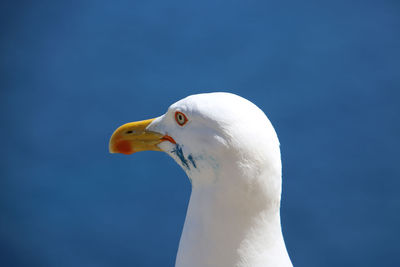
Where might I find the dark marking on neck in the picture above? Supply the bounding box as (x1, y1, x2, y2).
(188, 154, 197, 169)
(171, 144, 190, 169)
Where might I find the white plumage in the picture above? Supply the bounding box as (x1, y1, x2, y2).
(111, 92, 292, 267)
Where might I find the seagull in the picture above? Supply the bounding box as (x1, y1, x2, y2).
(109, 92, 292, 267)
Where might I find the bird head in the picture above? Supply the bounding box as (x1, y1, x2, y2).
(109, 92, 281, 187)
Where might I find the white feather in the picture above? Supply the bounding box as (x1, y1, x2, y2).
(148, 92, 292, 267)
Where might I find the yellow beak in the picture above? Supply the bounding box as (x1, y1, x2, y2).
(109, 118, 170, 155)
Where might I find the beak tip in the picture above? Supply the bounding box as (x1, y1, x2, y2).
(109, 140, 135, 155)
(109, 141, 123, 154)
(109, 143, 115, 154)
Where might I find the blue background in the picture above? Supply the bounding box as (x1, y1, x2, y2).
(1, 0, 399, 266)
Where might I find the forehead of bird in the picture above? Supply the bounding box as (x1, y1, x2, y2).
(168, 92, 266, 127)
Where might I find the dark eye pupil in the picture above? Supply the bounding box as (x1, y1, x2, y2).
(176, 112, 187, 125)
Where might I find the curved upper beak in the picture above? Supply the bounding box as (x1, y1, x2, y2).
(109, 118, 165, 155)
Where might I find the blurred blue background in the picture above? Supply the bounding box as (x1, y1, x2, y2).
(1, 0, 399, 266)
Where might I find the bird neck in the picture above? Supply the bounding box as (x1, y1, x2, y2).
(175, 167, 292, 267)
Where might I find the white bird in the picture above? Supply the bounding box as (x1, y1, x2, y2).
(109, 92, 292, 267)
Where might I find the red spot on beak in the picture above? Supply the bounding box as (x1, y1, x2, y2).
(160, 135, 176, 144)
(115, 140, 134, 155)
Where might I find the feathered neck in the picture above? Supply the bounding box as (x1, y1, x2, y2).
(175, 156, 292, 267)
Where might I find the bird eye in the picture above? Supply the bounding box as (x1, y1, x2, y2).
(175, 111, 188, 126)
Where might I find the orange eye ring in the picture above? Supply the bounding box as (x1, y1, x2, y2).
(175, 111, 188, 126)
